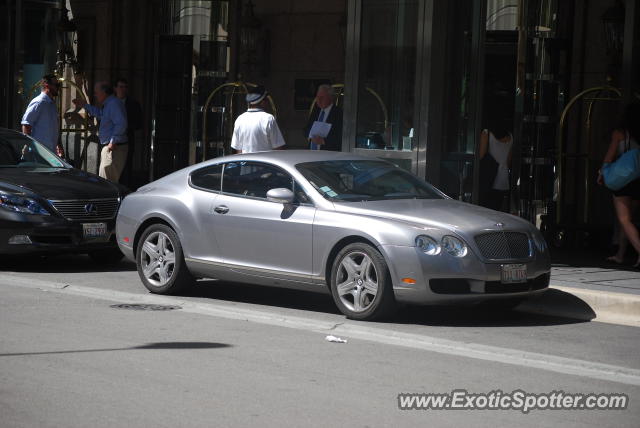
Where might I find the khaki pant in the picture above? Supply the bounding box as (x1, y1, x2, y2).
(99, 144, 128, 182)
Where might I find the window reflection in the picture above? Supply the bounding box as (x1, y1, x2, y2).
(438, 0, 474, 200)
(356, 0, 418, 151)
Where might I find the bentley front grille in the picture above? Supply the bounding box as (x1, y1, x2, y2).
(474, 231, 531, 260)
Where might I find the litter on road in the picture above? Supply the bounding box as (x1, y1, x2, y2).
(325, 335, 348, 343)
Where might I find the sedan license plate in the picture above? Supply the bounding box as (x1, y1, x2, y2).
(501, 264, 527, 284)
(82, 222, 107, 239)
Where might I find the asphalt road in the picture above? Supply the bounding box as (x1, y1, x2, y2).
(1, 255, 639, 427)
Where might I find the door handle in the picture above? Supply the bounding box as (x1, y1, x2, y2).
(214, 205, 229, 214)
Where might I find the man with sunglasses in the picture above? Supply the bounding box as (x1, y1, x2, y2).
(21, 74, 64, 157)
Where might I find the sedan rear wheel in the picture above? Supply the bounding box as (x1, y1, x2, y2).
(330, 242, 396, 320)
(136, 224, 193, 294)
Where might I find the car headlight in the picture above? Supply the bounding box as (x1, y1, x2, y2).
(0, 192, 50, 215)
(532, 232, 547, 253)
(416, 235, 440, 255)
(442, 235, 468, 257)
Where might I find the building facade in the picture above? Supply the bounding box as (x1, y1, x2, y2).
(1, 0, 639, 247)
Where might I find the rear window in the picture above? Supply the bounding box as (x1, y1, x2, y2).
(190, 164, 223, 192)
(221, 161, 293, 199)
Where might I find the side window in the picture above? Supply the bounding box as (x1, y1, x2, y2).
(293, 181, 311, 204)
(222, 161, 293, 199)
(190, 164, 223, 192)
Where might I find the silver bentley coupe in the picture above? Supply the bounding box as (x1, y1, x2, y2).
(116, 151, 550, 320)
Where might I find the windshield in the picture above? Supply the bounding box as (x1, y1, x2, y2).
(0, 134, 67, 168)
(296, 160, 444, 202)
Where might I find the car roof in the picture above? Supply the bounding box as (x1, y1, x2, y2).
(0, 128, 30, 139)
(201, 150, 384, 166)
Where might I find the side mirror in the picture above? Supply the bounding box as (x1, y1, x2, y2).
(266, 188, 295, 204)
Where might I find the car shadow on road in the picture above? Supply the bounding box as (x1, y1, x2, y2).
(1, 254, 593, 328)
(390, 302, 590, 328)
(184, 280, 589, 328)
(184, 279, 342, 315)
(0, 254, 136, 273)
(0, 342, 232, 357)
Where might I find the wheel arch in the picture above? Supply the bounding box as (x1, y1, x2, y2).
(133, 216, 176, 259)
(324, 235, 381, 287)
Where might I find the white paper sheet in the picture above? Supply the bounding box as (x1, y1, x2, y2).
(308, 121, 332, 139)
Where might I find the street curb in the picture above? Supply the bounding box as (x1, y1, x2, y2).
(518, 285, 640, 327)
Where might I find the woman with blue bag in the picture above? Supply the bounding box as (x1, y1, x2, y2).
(597, 103, 640, 267)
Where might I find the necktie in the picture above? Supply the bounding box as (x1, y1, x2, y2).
(318, 109, 325, 122)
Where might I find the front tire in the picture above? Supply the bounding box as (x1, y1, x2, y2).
(136, 223, 193, 294)
(329, 242, 396, 321)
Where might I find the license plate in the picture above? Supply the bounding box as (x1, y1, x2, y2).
(82, 222, 107, 239)
(501, 264, 527, 283)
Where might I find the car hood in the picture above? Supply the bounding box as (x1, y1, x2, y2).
(0, 167, 123, 200)
(332, 198, 532, 233)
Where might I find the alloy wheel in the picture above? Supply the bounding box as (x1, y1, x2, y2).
(335, 251, 378, 313)
(140, 231, 176, 287)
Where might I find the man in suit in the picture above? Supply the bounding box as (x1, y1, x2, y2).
(304, 84, 343, 151)
(114, 77, 143, 187)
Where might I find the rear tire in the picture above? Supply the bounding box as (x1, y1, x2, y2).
(329, 242, 396, 321)
(136, 223, 193, 294)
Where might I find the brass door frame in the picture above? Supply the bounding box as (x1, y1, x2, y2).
(555, 85, 622, 225)
(201, 81, 277, 162)
(306, 83, 389, 130)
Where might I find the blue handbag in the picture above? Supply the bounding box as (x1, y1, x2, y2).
(602, 148, 640, 191)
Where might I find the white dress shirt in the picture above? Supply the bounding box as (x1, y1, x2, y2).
(317, 104, 333, 122)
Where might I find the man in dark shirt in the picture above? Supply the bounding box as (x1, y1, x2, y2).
(115, 77, 143, 186)
(304, 84, 343, 151)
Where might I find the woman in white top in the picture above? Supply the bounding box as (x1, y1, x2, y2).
(479, 124, 513, 211)
(598, 103, 640, 267)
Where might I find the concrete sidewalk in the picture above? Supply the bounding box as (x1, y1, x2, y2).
(518, 250, 640, 327)
(551, 265, 640, 295)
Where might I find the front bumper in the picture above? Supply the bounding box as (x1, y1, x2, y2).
(0, 212, 117, 255)
(382, 244, 551, 305)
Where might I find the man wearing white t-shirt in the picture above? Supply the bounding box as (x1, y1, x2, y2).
(231, 86, 286, 154)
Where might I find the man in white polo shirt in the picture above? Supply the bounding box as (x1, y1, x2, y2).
(231, 86, 286, 154)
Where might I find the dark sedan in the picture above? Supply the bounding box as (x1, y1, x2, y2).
(0, 128, 127, 263)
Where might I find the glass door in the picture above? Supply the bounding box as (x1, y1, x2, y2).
(343, 0, 494, 201)
(347, 0, 422, 172)
(150, 35, 193, 180)
(1, 0, 60, 129)
(435, 0, 486, 202)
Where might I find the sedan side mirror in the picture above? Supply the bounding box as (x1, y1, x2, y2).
(266, 188, 295, 204)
